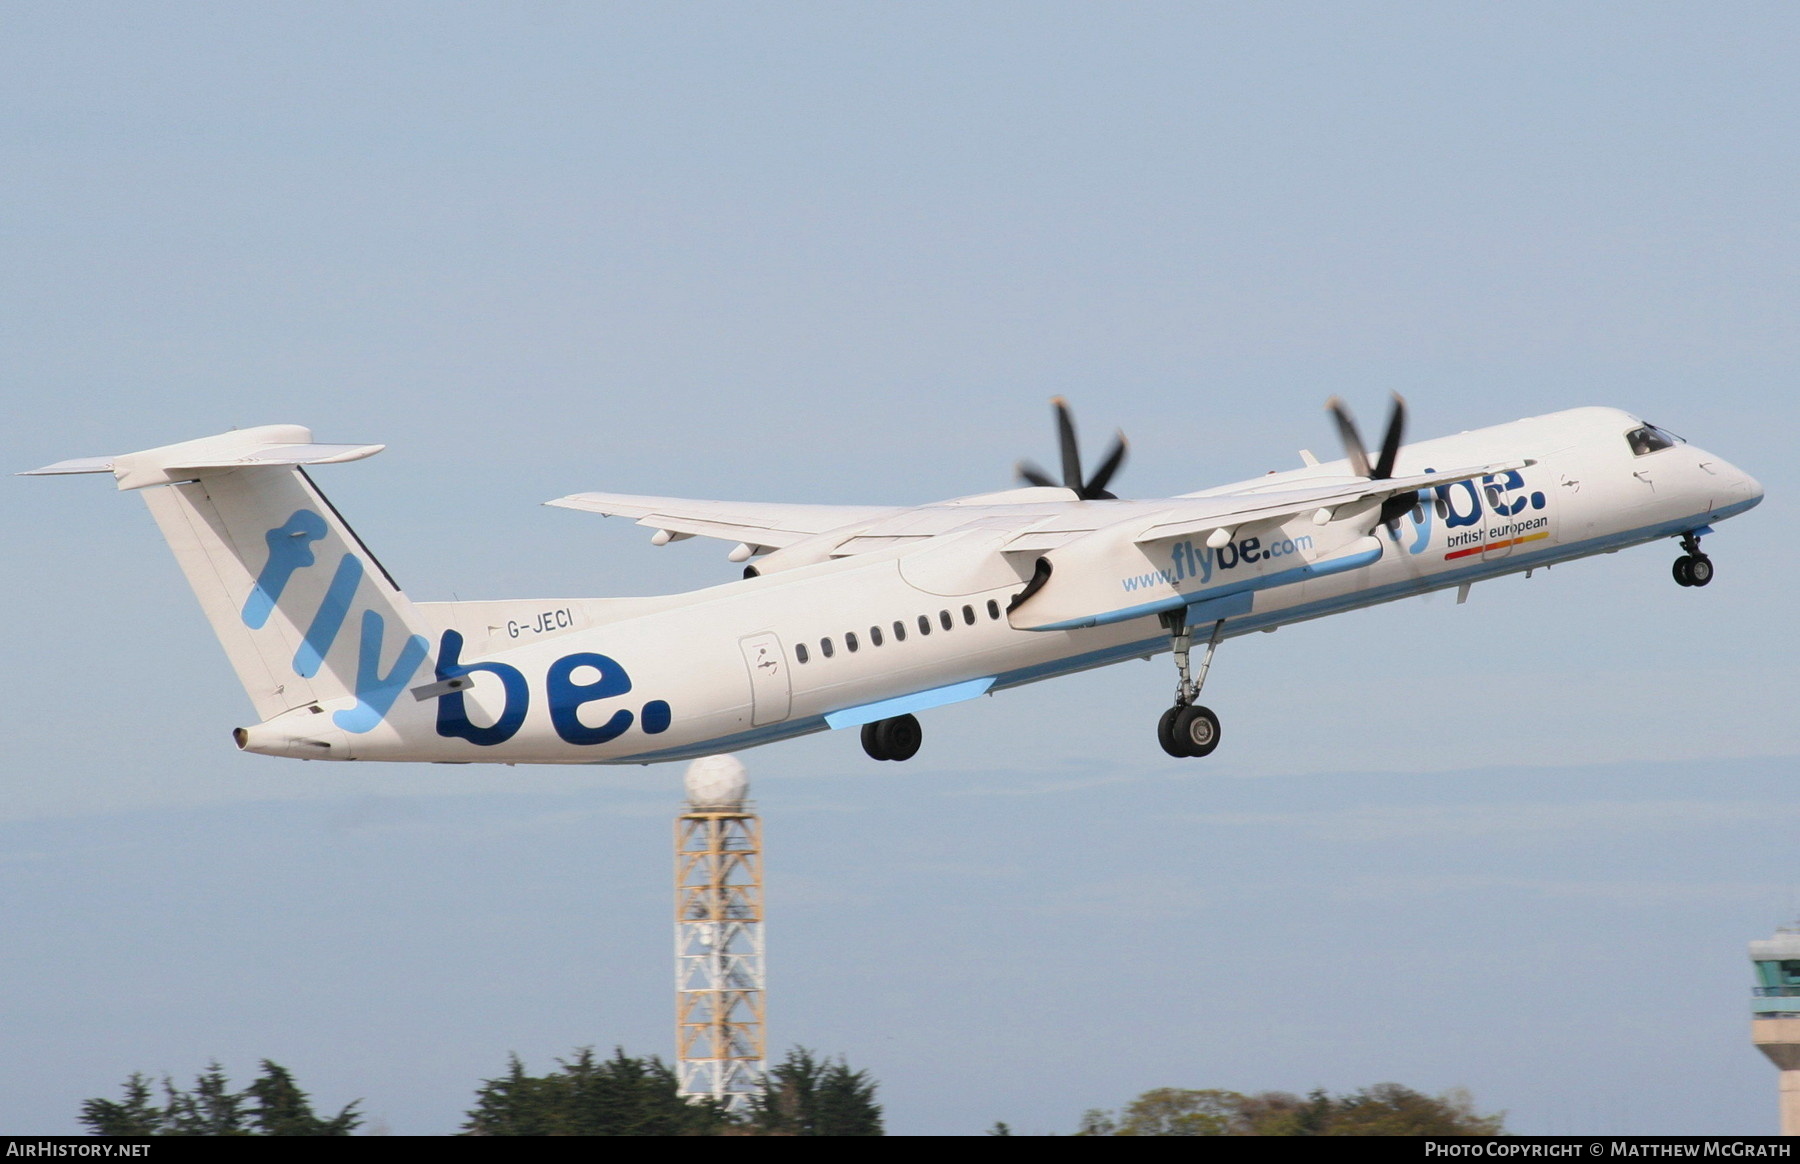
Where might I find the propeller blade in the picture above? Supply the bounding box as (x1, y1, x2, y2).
(1053, 397, 1083, 492)
(1015, 399, 1130, 498)
(1372, 393, 1407, 480)
(1378, 490, 1420, 538)
(1326, 396, 1372, 479)
(1082, 433, 1129, 500)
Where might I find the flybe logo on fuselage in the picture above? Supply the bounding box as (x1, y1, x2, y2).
(242, 510, 670, 747)
(1118, 468, 1553, 595)
(1429, 469, 1552, 560)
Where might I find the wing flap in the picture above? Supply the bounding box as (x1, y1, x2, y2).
(547, 491, 897, 549)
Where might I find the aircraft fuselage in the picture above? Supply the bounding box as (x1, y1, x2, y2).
(229, 405, 1762, 765)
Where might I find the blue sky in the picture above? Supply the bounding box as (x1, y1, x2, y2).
(4, 1, 1797, 1134)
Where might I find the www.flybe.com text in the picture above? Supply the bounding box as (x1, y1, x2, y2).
(1121, 533, 1316, 593)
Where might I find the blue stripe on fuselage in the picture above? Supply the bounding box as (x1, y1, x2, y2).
(613, 504, 1753, 763)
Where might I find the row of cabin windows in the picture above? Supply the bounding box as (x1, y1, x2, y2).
(794, 599, 1004, 664)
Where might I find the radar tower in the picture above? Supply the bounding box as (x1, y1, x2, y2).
(675, 755, 766, 1113)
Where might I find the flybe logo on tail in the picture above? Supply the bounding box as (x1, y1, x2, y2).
(244, 509, 673, 747)
(241, 509, 430, 733)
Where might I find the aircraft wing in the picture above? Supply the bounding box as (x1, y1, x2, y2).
(1128, 460, 1530, 544)
(999, 459, 1534, 632)
(547, 458, 1526, 557)
(546, 491, 899, 549)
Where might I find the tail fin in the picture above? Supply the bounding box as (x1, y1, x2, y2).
(25, 426, 432, 730)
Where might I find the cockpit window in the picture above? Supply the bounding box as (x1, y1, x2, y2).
(1625, 424, 1681, 456)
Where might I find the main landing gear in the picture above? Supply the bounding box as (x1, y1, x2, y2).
(1672, 531, 1714, 588)
(1157, 611, 1223, 759)
(861, 714, 922, 762)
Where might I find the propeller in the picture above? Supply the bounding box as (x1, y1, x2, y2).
(1016, 397, 1129, 501)
(1325, 393, 1417, 537)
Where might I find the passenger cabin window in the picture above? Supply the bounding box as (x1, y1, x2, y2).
(870, 625, 883, 647)
(962, 604, 976, 626)
(795, 643, 809, 664)
(918, 614, 931, 636)
(820, 637, 834, 659)
(893, 620, 907, 642)
(987, 599, 1001, 620)
(939, 609, 953, 631)
(1625, 424, 1679, 456)
(845, 631, 859, 653)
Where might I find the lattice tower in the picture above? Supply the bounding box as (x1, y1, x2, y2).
(674, 788, 765, 1112)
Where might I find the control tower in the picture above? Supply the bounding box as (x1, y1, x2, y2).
(674, 755, 766, 1113)
(1751, 925, 1800, 1135)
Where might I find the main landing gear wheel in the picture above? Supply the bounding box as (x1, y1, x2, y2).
(1157, 609, 1227, 759)
(1160, 704, 1221, 758)
(860, 714, 922, 762)
(1676, 554, 1714, 587)
(1157, 707, 1183, 758)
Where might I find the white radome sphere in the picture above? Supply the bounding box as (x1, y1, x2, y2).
(685, 754, 749, 808)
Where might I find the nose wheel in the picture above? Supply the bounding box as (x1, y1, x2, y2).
(861, 714, 922, 762)
(1157, 611, 1225, 758)
(1672, 531, 1714, 588)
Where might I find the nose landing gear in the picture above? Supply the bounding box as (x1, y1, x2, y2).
(1157, 611, 1223, 758)
(1672, 531, 1714, 588)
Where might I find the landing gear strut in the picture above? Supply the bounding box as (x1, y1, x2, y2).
(1156, 611, 1223, 758)
(861, 714, 922, 762)
(1672, 531, 1714, 588)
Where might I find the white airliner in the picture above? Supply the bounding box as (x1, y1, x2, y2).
(25, 399, 1762, 764)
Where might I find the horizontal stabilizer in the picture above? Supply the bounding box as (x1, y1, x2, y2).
(165, 443, 385, 470)
(20, 426, 384, 490)
(19, 456, 118, 476)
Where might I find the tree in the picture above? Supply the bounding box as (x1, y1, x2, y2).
(463, 1047, 727, 1136)
(1078, 1083, 1504, 1136)
(80, 1062, 359, 1137)
(1075, 1108, 1118, 1136)
(80, 1073, 162, 1137)
(1323, 1083, 1504, 1137)
(462, 1054, 559, 1136)
(162, 1062, 247, 1136)
(749, 1048, 883, 1136)
(243, 1061, 361, 1136)
(1114, 1088, 1244, 1136)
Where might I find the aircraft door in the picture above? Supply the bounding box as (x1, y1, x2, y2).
(738, 633, 792, 726)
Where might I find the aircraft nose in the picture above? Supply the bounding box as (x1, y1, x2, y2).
(1714, 459, 1764, 512)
